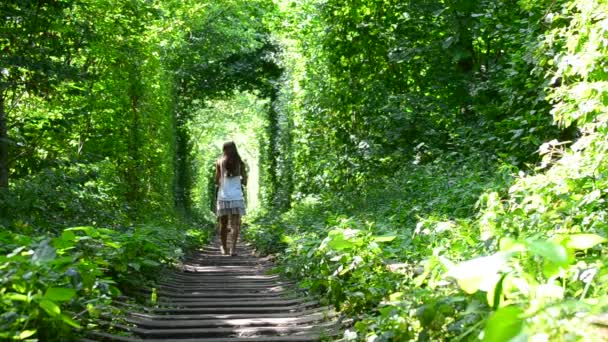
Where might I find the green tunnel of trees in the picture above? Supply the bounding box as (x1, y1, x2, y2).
(2, 0, 608, 340)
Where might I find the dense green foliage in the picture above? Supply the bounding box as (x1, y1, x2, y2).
(244, 0, 608, 341)
(0, 0, 275, 339)
(0, 224, 208, 340)
(2, 0, 608, 340)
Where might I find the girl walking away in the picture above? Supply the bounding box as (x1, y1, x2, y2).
(215, 141, 247, 256)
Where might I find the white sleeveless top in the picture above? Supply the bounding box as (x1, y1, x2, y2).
(217, 162, 244, 201)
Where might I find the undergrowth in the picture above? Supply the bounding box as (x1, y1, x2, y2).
(245, 144, 608, 341)
(0, 163, 212, 341)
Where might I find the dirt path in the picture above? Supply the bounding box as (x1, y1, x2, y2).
(84, 237, 338, 341)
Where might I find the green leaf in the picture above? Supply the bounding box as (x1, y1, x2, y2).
(328, 237, 354, 250)
(104, 241, 121, 249)
(566, 234, 607, 250)
(61, 230, 76, 242)
(54, 230, 76, 249)
(50, 256, 75, 268)
(542, 258, 561, 278)
(66, 226, 99, 238)
(416, 304, 436, 327)
(447, 253, 510, 294)
(527, 240, 569, 266)
(483, 306, 524, 342)
(488, 273, 508, 310)
(18, 330, 37, 339)
(60, 314, 82, 328)
(373, 235, 396, 242)
(389, 292, 403, 301)
(7, 246, 26, 258)
(141, 259, 160, 267)
(4, 292, 28, 301)
(44, 287, 76, 302)
(325, 231, 356, 251)
(39, 299, 61, 317)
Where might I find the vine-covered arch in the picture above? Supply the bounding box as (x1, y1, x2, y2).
(171, 30, 284, 217)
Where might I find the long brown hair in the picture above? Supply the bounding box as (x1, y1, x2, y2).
(220, 141, 243, 177)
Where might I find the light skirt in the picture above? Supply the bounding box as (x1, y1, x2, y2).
(216, 199, 246, 217)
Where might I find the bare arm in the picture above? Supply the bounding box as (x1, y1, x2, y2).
(215, 160, 221, 186)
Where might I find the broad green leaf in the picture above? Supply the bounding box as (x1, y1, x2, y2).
(54, 231, 76, 249)
(44, 287, 76, 302)
(39, 299, 61, 317)
(447, 253, 510, 294)
(61, 230, 76, 242)
(325, 231, 355, 251)
(542, 259, 561, 278)
(527, 240, 569, 266)
(566, 234, 607, 250)
(328, 238, 354, 250)
(483, 306, 524, 342)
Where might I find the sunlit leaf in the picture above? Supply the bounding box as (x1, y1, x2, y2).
(566, 234, 607, 250)
(483, 305, 524, 342)
(44, 287, 76, 302)
(39, 299, 61, 317)
(388, 292, 403, 301)
(4, 293, 28, 301)
(527, 240, 569, 266)
(61, 230, 76, 242)
(373, 235, 396, 242)
(447, 253, 510, 294)
(18, 330, 37, 339)
(7, 246, 26, 258)
(60, 314, 82, 328)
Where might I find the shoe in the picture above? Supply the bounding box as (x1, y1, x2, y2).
(229, 249, 237, 257)
(220, 246, 228, 255)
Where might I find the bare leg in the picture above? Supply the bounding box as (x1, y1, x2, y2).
(229, 214, 241, 256)
(219, 215, 229, 255)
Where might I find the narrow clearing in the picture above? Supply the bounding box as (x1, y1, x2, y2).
(85, 236, 339, 341)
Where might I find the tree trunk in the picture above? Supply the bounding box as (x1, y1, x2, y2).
(263, 92, 279, 208)
(173, 109, 191, 217)
(0, 92, 8, 188)
(126, 91, 141, 206)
